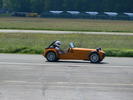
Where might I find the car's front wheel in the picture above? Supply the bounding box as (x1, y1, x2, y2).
(46, 52, 58, 62)
(89, 52, 100, 63)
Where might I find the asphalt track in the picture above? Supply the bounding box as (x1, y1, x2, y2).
(0, 29, 133, 35)
(0, 54, 133, 100)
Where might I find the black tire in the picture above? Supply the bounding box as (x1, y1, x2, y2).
(89, 52, 100, 63)
(46, 52, 58, 62)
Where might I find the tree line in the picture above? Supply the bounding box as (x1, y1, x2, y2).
(0, 0, 132, 13)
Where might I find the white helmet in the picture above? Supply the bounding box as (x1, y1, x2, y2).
(54, 41, 61, 47)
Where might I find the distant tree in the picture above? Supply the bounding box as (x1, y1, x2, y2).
(62, 0, 77, 10)
(2, 0, 15, 10)
(18, 0, 31, 12)
(114, 0, 133, 12)
(50, 0, 63, 10)
(3, 0, 31, 12)
(77, 0, 89, 11)
(31, 0, 44, 13)
(0, 0, 2, 8)
(1, 0, 133, 13)
(44, 0, 52, 11)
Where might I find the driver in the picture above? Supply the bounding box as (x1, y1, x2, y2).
(53, 41, 64, 54)
(54, 41, 61, 50)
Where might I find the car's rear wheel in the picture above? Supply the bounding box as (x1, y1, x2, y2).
(46, 52, 58, 62)
(89, 52, 100, 63)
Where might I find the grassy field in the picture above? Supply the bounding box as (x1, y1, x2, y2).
(0, 17, 133, 32)
(0, 33, 133, 57)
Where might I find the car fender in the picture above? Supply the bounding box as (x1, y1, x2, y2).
(89, 51, 99, 55)
(88, 51, 100, 59)
(44, 49, 58, 57)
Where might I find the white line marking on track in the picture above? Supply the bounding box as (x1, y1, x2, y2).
(0, 29, 133, 36)
(1, 81, 133, 87)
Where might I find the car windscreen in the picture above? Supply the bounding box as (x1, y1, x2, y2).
(69, 42, 75, 48)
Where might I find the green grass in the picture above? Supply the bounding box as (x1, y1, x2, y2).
(0, 33, 133, 57)
(0, 13, 11, 17)
(0, 17, 133, 32)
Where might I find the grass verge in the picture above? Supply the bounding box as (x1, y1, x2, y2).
(0, 17, 133, 32)
(0, 33, 133, 57)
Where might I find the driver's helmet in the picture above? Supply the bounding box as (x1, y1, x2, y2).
(54, 41, 61, 47)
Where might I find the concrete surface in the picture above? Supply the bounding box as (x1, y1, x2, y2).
(0, 54, 133, 100)
(0, 29, 133, 35)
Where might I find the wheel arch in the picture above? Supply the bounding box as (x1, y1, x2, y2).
(89, 51, 99, 57)
(45, 50, 58, 58)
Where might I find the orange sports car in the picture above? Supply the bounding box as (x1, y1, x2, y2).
(43, 41, 105, 63)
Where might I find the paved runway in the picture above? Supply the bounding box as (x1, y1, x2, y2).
(0, 54, 133, 100)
